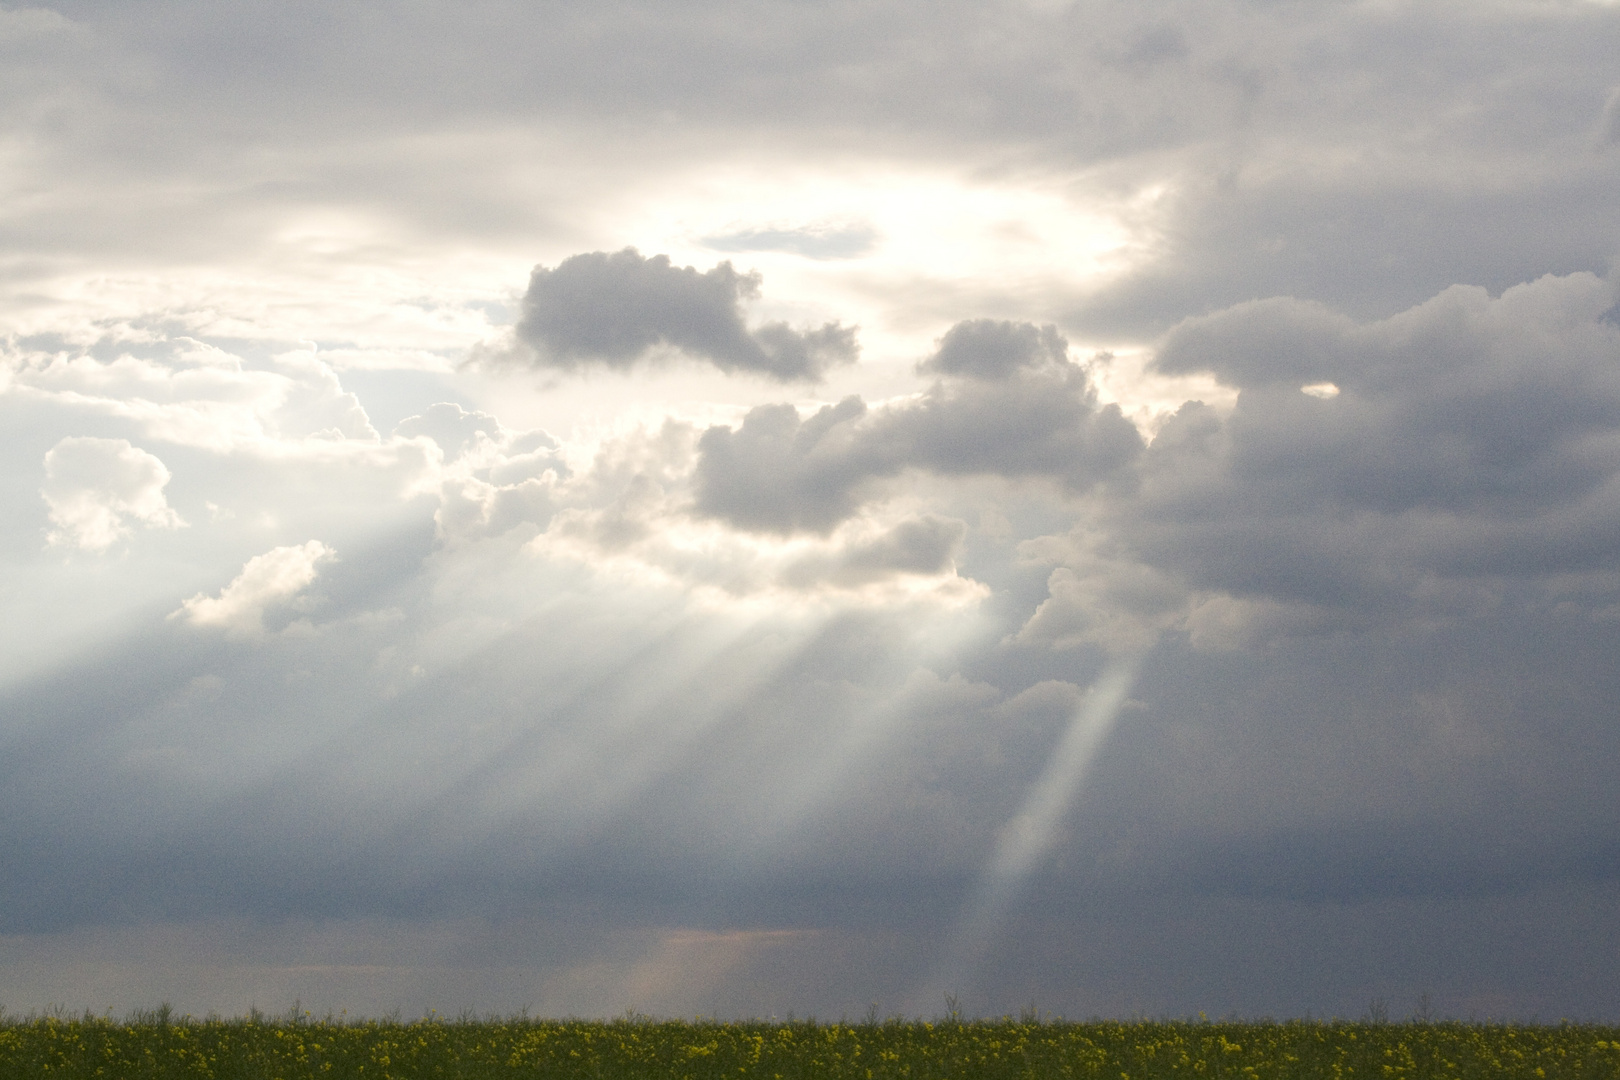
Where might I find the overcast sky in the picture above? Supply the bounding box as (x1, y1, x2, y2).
(3, 0, 1620, 1022)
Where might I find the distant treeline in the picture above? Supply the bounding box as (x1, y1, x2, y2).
(2, 1011, 1617, 1078)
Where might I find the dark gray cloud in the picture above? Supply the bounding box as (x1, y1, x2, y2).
(1064, 164, 1620, 340)
(692, 398, 873, 533)
(694, 322, 1142, 533)
(511, 249, 857, 381)
(1125, 271, 1620, 615)
(919, 319, 1069, 381)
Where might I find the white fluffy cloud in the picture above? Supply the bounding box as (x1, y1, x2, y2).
(173, 541, 334, 635)
(11, 344, 378, 452)
(40, 436, 184, 550)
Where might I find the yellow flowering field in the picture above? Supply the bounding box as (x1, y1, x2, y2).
(2, 1012, 1617, 1079)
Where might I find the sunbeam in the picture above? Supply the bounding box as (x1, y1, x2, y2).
(331, 580, 833, 855)
(915, 655, 1143, 1011)
(734, 614, 994, 868)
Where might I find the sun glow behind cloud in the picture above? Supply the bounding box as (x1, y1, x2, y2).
(685, 165, 1147, 281)
(464, 159, 1200, 445)
(606, 161, 1165, 352)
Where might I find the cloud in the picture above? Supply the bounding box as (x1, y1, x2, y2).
(692, 398, 875, 534)
(41, 436, 185, 550)
(10, 341, 379, 452)
(510, 249, 858, 381)
(393, 402, 505, 463)
(782, 515, 968, 589)
(173, 541, 334, 635)
(919, 319, 1069, 381)
(520, 419, 976, 601)
(394, 404, 573, 545)
(1014, 555, 1187, 656)
(829, 515, 966, 582)
(1153, 297, 1358, 389)
(695, 325, 1143, 533)
(1122, 271, 1620, 617)
(702, 222, 879, 260)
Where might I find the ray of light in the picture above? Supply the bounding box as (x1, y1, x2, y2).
(913, 654, 1143, 1012)
(726, 610, 995, 871)
(361, 588, 830, 849)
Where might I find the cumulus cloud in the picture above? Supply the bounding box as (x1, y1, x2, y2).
(695, 324, 1143, 533)
(919, 319, 1069, 381)
(831, 515, 966, 580)
(1014, 553, 1188, 656)
(782, 515, 968, 589)
(265, 349, 378, 441)
(41, 436, 185, 550)
(1125, 271, 1620, 618)
(692, 398, 875, 533)
(518, 417, 976, 600)
(393, 402, 505, 463)
(10, 341, 378, 451)
(1153, 297, 1358, 390)
(510, 249, 858, 381)
(173, 541, 334, 635)
(391, 403, 571, 544)
(10, 275, 1620, 1019)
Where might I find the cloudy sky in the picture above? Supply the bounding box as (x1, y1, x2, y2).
(3, 0, 1620, 1022)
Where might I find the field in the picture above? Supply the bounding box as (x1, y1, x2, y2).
(3, 1011, 1618, 1079)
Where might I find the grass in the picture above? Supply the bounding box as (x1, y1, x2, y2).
(2, 1008, 1618, 1078)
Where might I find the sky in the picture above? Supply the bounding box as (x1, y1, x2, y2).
(3, 0, 1620, 1022)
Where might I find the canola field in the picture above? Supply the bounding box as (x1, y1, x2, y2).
(3, 1012, 1618, 1079)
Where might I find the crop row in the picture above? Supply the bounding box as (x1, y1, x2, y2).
(3, 1014, 1618, 1078)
